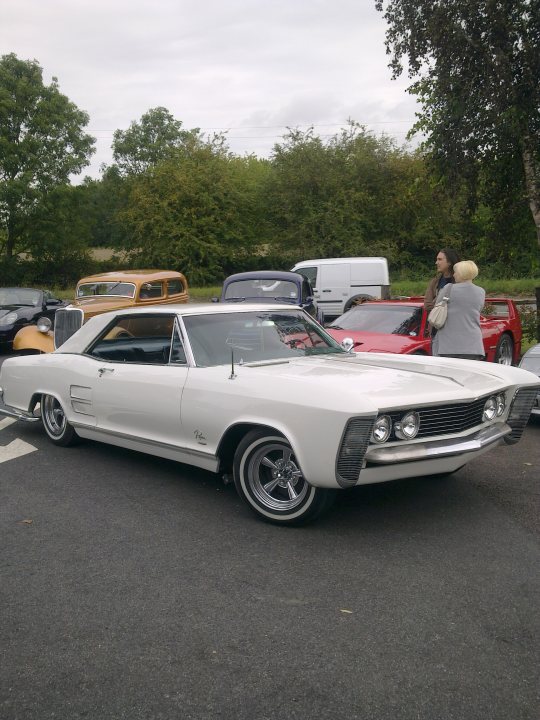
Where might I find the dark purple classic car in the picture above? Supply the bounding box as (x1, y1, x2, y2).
(217, 271, 324, 323)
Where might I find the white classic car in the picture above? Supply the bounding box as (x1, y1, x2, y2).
(1, 304, 538, 524)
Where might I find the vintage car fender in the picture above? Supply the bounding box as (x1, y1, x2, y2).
(12, 324, 55, 353)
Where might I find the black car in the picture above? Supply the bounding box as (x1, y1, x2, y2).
(0, 287, 68, 352)
(216, 271, 324, 323)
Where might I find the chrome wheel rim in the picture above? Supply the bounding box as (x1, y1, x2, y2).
(247, 442, 309, 511)
(42, 395, 67, 436)
(497, 337, 513, 365)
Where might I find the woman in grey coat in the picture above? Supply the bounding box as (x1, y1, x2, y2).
(431, 260, 485, 360)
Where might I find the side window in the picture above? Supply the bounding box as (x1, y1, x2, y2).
(299, 267, 318, 288)
(139, 282, 164, 300)
(167, 279, 184, 296)
(170, 322, 187, 364)
(88, 315, 175, 365)
(302, 279, 313, 300)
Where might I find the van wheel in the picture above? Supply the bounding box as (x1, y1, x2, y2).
(233, 429, 335, 525)
(344, 295, 373, 312)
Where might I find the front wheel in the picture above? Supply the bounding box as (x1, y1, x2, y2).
(233, 430, 335, 525)
(494, 333, 514, 365)
(41, 394, 80, 446)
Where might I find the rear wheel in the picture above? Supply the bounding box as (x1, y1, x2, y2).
(233, 429, 335, 525)
(41, 394, 80, 446)
(494, 333, 514, 365)
(344, 295, 373, 312)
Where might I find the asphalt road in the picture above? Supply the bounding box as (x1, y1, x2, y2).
(0, 356, 539, 720)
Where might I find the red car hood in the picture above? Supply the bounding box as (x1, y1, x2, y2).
(326, 328, 422, 354)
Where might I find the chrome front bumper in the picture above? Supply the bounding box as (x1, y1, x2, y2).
(364, 422, 511, 465)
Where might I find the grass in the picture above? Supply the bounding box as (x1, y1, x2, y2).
(392, 278, 540, 298)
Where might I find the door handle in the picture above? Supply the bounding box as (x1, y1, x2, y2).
(322, 289, 332, 292)
(98, 367, 115, 377)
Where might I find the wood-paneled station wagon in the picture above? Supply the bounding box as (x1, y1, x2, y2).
(12, 270, 189, 354)
(1, 304, 538, 525)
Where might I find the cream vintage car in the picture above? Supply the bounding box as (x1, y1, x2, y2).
(13, 269, 189, 353)
(1, 304, 538, 525)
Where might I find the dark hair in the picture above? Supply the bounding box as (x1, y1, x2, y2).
(439, 247, 461, 275)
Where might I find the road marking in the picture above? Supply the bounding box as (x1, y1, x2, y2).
(0, 438, 38, 463)
(0, 417, 38, 463)
(0, 417, 17, 430)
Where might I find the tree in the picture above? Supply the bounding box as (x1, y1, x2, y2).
(375, 0, 540, 248)
(0, 53, 95, 259)
(111, 107, 207, 175)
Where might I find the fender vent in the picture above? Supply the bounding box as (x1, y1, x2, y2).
(505, 386, 540, 444)
(336, 417, 375, 487)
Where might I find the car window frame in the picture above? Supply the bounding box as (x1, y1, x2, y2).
(84, 313, 186, 366)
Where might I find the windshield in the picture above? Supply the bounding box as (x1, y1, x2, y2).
(0, 288, 41, 306)
(330, 304, 423, 335)
(77, 282, 136, 299)
(223, 279, 300, 303)
(183, 310, 345, 367)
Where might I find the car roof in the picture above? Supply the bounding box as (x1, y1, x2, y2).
(76, 270, 186, 284)
(100, 302, 299, 316)
(292, 257, 388, 267)
(224, 271, 305, 283)
(522, 343, 540, 358)
(347, 300, 424, 308)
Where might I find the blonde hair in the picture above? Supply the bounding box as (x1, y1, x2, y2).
(453, 260, 478, 282)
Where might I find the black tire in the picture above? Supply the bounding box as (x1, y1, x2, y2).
(233, 429, 335, 525)
(344, 295, 373, 312)
(494, 333, 514, 365)
(41, 394, 80, 447)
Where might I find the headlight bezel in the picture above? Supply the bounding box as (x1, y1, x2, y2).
(0, 311, 18, 327)
(394, 411, 420, 440)
(371, 414, 392, 444)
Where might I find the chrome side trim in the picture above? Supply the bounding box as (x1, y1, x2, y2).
(70, 421, 217, 462)
(365, 422, 511, 465)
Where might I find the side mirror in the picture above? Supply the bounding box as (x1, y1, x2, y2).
(211, 297, 220, 303)
(341, 337, 355, 352)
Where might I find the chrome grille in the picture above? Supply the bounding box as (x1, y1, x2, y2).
(505, 387, 540, 443)
(336, 417, 374, 487)
(54, 308, 84, 348)
(385, 396, 491, 441)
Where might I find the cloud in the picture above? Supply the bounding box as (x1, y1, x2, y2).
(1, 0, 419, 178)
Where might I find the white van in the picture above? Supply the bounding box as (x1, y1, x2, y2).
(291, 257, 390, 319)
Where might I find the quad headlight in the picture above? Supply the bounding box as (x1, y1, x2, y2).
(394, 411, 420, 440)
(482, 394, 507, 422)
(371, 415, 392, 443)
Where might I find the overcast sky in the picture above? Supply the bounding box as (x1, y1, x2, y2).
(1, 0, 419, 180)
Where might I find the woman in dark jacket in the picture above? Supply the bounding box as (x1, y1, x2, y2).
(424, 247, 461, 314)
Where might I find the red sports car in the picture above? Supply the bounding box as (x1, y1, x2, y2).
(325, 298, 522, 365)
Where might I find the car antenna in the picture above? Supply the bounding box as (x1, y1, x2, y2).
(229, 347, 237, 380)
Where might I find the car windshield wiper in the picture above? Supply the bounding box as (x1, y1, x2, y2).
(328, 324, 343, 329)
(226, 296, 247, 302)
(272, 296, 296, 302)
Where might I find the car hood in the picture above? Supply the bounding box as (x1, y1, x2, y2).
(239, 352, 534, 409)
(326, 328, 420, 353)
(0, 305, 25, 315)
